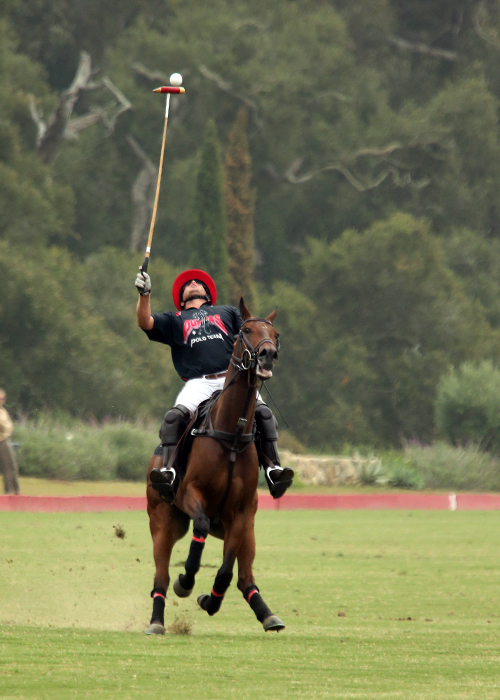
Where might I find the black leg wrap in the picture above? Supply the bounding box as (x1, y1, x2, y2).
(150, 587, 166, 626)
(193, 516, 210, 539)
(243, 584, 272, 623)
(203, 571, 233, 616)
(185, 538, 205, 575)
(203, 594, 223, 616)
(181, 534, 206, 590)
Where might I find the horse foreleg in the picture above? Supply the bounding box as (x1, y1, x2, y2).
(197, 514, 247, 616)
(173, 501, 210, 597)
(197, 550, 236, 616)
(237, 522, 286, 632)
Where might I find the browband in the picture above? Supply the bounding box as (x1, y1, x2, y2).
(241, 317, 274, 327)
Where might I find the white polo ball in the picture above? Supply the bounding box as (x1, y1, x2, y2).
(170, 73, 183, 86)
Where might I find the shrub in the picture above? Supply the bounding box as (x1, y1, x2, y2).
(15, 414, 158, 481)
(100, 423, 159, 481)
(387, 458, 424, 490)
(403, 440, 500, 492)
(352, 451, 388, 486)
(435, 361, 500, 452)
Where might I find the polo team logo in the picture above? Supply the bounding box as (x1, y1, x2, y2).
(183, 311, 228, 345)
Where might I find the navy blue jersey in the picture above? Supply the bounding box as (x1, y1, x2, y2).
(143, 303, 242, 380)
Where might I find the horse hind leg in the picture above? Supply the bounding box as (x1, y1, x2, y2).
(146, 469, 190, 635)
(173, 507, 210, 598)
(242, 585, 285, 632)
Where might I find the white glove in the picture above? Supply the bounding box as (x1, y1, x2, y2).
(135, 268, 151, 295)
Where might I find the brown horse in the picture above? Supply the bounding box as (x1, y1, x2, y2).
(145, 299, 285, 635)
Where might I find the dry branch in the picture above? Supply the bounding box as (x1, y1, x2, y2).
(35, 51, 93, 163)
(473, 2, 500, 49)
(127, 135, 157, 252)
(388, 35, 458, 61)
(30, 53, 133, 162)
(131, 62, 170, 83)
(199, 65, 264, 129)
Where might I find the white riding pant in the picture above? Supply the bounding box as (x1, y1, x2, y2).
(175, 376, 263, 414)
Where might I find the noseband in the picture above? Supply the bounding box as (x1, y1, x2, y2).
(231, 317, 280, 373)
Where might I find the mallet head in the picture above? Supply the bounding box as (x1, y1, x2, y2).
(153, 86, 185, 94)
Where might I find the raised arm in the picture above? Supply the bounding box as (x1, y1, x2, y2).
(135, 268, 154, 330)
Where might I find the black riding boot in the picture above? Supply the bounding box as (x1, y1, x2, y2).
(150, 405, 191, 503)
(255, 403, 294, 499)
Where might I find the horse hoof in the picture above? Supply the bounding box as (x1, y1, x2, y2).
(173, 576, 193, 598)
(197, 594, 209, 610)
(145, 622, 166, 635)
(262, 615, 285, 632)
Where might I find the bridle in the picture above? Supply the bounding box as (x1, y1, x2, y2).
(231, 317, 280, 375)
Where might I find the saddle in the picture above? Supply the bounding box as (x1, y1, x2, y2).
(153, 391, 258, 482)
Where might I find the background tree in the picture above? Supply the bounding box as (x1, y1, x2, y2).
(225, 108, 256, 307)
(0, 242, 181, 420)
(3, 1, 500, 449)
(189, 119, 229, 302)
(300, 213, 499, 445)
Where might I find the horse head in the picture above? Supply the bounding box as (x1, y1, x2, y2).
(233, 298, 280, 381)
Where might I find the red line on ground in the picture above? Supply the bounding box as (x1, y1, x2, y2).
(0, 495, 146, 512)
(1, 492, 500, 512)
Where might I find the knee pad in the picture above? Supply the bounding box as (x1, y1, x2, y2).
(159, 405, 190, 445)
(255, 403, 278, 441)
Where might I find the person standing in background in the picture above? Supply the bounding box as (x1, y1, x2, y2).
(0, 389, 20, 494)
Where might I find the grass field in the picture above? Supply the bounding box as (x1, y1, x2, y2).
(1, 508, 499, 699)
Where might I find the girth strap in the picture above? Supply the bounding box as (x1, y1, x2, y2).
(191, 425, 254, 446)
(191, 404, 256, 454)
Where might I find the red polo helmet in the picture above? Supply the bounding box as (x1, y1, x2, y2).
(172, 269, 217, 311)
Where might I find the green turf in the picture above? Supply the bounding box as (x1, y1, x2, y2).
(1, 510, 499, 699)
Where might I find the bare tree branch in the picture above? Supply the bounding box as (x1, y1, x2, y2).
(100, 77, 132, 130)
(473, 2, 500, 49)
(316, 90, 353, 104)
(65, 77, 132, 138)
(282, 161, 395, 191)
(269, 138, 434, 191)
(31, 53, 133, 160)
(199, 65, 264, 129)
(64, 111, 104, 139)
(284, 162, 429, 191)
(127, 135, 157, 252)
(36, 51, 93, 163)
(28, 96, 46, 146)
(131, 62, 171, 83)
(388, 35, 458, 61)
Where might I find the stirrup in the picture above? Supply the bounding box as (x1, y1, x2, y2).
(150, 467, 176, 486)
(266, 465, 294, 485)
(265, 465, 294, 500)
(150, 467, 176, 503)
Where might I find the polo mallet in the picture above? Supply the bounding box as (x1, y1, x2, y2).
(141, 74, 186, 274)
